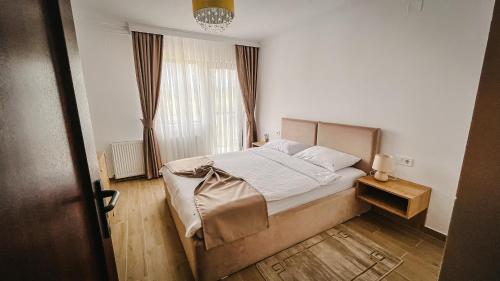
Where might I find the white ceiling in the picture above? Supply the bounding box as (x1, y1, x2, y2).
(71, 0, 346, 41)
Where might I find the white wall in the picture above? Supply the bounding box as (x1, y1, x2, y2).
(257, 0, 494, 234)
(73, 15, 142, 176)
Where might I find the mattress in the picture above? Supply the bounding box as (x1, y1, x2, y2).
(266, 167, 365, 214)
(161, 148, 365, 237)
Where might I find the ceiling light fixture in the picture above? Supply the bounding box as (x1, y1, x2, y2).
(192, 0, 234, 33)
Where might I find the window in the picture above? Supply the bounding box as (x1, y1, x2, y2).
(155, 36, 243, 161)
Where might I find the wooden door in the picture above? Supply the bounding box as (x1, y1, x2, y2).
(438, 1, 500, 280)
(0, 0, 118, 280)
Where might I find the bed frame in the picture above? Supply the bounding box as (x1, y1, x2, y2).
(163, 118, 381, 281)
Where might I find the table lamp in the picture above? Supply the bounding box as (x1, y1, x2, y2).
(372, 154, 394, 182)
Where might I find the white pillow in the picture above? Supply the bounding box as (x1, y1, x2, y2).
(293, 146, 361, 172)
(262, 139, 311, 155)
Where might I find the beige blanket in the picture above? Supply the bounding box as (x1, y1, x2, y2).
(166, 157, 269, 250)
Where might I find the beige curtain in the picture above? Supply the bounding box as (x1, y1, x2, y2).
(132, 31, 163, 179)
(235, 45, 259, 148)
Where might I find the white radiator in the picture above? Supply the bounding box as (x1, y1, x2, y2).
(111, 141, 145, 179)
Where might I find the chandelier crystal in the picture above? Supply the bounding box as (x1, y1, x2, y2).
(192, 0, 234, 33)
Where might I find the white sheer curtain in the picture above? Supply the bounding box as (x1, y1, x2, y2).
(155, 36, 244, 162)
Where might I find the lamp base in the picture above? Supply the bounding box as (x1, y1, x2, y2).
(374, 171, 389, 182)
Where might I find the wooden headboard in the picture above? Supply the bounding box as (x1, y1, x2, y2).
(281, 118, 318, 145)
(317, 122, 381, 173)
(281, 118, 381, 173)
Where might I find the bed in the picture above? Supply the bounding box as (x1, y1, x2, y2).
(161, 118, 381, 281)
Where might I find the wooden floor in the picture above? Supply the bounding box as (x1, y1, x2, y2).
(109, 178, 445, 281)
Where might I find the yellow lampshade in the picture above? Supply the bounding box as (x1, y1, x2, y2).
(192, 0, 234, 12)
(372, 154, 393, 172)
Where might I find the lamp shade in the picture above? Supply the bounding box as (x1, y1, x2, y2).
(372, 154, 393, 172)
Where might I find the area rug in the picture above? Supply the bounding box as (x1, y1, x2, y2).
(256, 224, 403, 281)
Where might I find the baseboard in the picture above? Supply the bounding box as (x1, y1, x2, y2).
(110, 175, 146, 182)
(371, 207, 447, 241)
(421, 226, 447, 241)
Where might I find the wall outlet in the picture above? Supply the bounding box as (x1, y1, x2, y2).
(397, 155, 414, 167)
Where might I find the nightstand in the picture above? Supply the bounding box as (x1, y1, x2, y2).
(356, 176, 431, 219)
(252, 141, 267, 147)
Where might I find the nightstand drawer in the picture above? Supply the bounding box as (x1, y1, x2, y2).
(357, 184, 409, 217)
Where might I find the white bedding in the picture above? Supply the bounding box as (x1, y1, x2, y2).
(267, 167, 365, 214)
(160, 147, 365, 237)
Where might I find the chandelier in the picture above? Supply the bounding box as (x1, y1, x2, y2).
(192, 0, 235, 32)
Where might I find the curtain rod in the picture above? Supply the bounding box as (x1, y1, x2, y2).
(127, 23, 260, 48)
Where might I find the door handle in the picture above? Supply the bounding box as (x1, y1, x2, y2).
(95, 180, 120, 238)
(101, 190, 120, 213)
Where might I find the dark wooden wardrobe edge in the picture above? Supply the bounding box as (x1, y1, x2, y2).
(439, 1, 500, 280)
